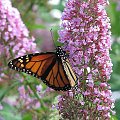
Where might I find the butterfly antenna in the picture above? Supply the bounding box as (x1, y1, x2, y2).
(50, 29, 56, 49)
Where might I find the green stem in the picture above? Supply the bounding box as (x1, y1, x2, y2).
(25, 79, 46, 110)
(0, 81, 20, 101)
(20, 72, 47, 110)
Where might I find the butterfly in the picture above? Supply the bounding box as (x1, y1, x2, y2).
(8, 46, 77, 91)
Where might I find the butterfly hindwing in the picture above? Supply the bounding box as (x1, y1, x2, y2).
(41, 59, 72, 91)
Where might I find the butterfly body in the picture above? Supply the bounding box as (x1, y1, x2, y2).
(8, 47, 77, 91)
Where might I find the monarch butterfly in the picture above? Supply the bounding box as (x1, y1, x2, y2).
(8, 46, 77, 91)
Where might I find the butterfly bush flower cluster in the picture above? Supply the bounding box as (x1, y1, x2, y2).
(0, 0, 36, 58)
(58, 0, 115, 119)
(18, 85, 40, 109)
(0, 0, 41, 110)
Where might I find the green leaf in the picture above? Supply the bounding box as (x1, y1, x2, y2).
(29, 24, 46, 30)
(22, 113, 32, 120)
(114, 100, 120, 120)
(110, 115, 118, 120)
(0, 81, 20, 101)
(110, 74, 120, 91)
(107, 1, 120, 36)
(25, 22, 46, 30)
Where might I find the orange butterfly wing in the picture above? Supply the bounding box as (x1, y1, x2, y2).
(8, 53, 73, 91)
(8, 53, 55, 76)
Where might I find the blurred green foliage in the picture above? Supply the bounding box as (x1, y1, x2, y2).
(107, 1, 120, 37)
(0, 102, 21, 120)
(107, 1, 120, 119)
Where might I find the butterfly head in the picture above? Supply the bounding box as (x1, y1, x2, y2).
(56, 46, 68, 60)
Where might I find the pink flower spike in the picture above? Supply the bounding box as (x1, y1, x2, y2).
(0, 0, 36, 58)
(57, 0, 115, 119)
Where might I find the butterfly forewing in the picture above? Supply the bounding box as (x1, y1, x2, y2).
(8, 53, 55, 76)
